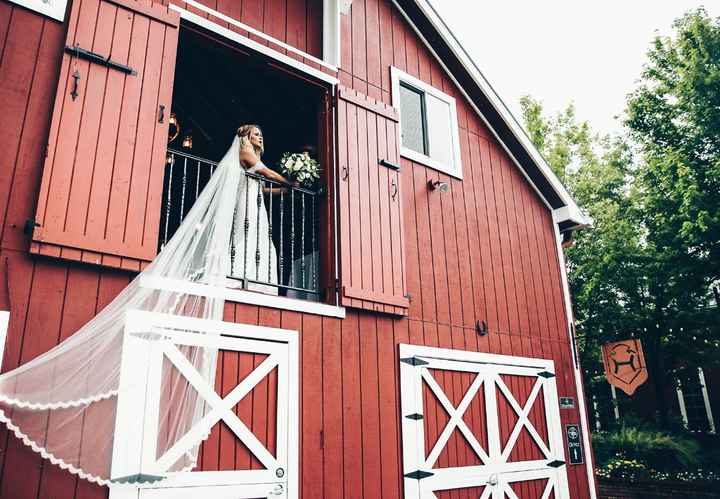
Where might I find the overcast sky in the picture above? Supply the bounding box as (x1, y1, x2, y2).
(428, 1, 719, 136)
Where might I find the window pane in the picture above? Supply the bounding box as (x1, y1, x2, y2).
(399, 84, 426, 155)
(426, 94, 454, 168)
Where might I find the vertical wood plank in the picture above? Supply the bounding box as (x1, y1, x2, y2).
(322, 316, 344, 499)
(341, 312, 362, 499)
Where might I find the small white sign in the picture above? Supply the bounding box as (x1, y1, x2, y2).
(8, 0, 67, 22)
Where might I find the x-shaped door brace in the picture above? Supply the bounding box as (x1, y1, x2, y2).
(420, 369, 551, 470)
(495, 375, 551, 461)
(153, 343, 280, 472)
(421, 369, 491, 467)
(497, 474, 556, 499)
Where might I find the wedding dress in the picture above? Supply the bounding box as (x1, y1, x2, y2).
(228, 141, 279, 295)
(0, 135, 256, 485)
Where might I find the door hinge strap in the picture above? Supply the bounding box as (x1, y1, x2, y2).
(547, 460, 566, 468)
(537, 370, 555, 378)
(23, 218, 41, 235)
(405, 413, 424, 420)
(65, 45, 137, 75)
(110, 473, 165, 484)
(404, 470, 434, 480)
(400, 356, 429, 366)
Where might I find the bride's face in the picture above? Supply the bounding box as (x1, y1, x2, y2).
(250, 127, 264, 149)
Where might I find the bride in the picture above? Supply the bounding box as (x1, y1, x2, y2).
(228, 124, 293, 294)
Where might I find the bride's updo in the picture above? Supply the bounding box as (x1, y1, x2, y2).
(237, 124, 264, 156)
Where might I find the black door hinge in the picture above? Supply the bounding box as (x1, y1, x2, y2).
(537, 371, 555, 379)
(405, 413, 424, 421)
(24, 219, 40, 235)
(65, 45, 137, 75)
(404, 470, 434, 480)
(400, 357, 429, 366)
(547, 460, 565, 468)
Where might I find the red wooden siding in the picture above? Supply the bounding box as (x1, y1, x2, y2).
(336, 86, 408, 314)
(30, 0, 179, 271)
(0, 0, 594, 498)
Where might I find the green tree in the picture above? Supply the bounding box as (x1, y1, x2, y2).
(520, 8, 720, 426)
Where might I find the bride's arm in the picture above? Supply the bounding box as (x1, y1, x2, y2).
(239, 147, 295, 185)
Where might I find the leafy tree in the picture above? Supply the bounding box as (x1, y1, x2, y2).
(520, 9, 720, 425)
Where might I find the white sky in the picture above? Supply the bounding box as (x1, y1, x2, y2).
(428, 1, 719, 135)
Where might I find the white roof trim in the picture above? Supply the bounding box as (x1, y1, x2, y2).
(409, 0, 590, 228)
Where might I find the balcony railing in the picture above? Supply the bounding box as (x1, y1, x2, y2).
(161, 148, 322, 300)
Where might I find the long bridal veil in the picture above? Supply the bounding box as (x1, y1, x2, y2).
(0, 137, 248, 485)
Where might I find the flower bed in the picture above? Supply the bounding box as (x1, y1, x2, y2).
(598, 477, 720, 498)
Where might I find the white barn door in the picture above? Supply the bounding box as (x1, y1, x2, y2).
(399, 344, 570, 499)
(110, 310, 298, 499)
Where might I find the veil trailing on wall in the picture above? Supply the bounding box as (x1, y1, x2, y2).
(0, 137, 248, 486)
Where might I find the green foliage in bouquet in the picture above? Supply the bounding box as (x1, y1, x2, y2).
(279, 152, 321, 188)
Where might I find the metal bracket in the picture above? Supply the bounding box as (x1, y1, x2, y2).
(404, 470, 434, 480)
(70, 70, 81, 100)
(379, 159, 400, 170)
(405, 413, 424, 420)
(537, 370, 555, 379)
(65, 45, 137, 75)
(110, 473, 165, 484)
(400, 356, 429, 367)
(23, 218, 40, 235)
(547, 460, 566, 468)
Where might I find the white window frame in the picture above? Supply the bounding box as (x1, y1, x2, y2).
(390, 66, 463, 179)
(6, 0, 67, 21)
(170, 1, 340, 83)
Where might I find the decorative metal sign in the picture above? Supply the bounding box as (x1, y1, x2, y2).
(566, 424, 584, 465)
(559, 397, 575, 409)
(601, 338, 648, 396)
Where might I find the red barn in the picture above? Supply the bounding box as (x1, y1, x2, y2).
(0, 0, 597, 497)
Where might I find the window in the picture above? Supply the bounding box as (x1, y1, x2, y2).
(391, 67, 462, 178)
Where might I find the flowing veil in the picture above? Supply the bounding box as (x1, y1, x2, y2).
(0, 136, 247, 485)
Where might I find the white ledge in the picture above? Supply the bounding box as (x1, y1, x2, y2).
(139, 275, 346, 319)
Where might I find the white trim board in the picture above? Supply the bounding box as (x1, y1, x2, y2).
(169, 4, 339, 87)
(552, 224, 598, 498)
(139, 275, 346, 319)
(0, 311, 8, 372)
(6, 0, 67, 22)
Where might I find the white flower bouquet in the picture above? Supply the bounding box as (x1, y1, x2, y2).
(279, 151, 321, 188)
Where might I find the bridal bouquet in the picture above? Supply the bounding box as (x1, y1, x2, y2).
(279, 151, 320, 188)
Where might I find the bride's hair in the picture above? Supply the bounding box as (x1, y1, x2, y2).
(237, 124, 264, 156)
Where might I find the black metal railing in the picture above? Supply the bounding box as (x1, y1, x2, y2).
(160, 148, 322, 300)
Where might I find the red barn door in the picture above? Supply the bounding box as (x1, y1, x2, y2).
(31, 0, 179, 270)
(336, 86, 408, 315)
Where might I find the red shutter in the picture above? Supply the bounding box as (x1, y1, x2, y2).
(30, 0, 179, 271)
(336, 86, 408, 315)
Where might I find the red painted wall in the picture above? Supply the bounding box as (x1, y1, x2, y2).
(0, 0, 595, 498)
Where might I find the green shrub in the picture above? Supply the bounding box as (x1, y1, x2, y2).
(593, 425, 700, 471)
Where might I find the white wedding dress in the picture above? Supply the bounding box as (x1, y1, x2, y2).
(227, 138, 279, 295)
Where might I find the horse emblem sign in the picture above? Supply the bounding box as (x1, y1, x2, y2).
(601, 339, 648, 395)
